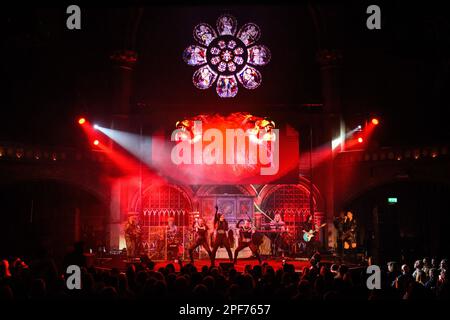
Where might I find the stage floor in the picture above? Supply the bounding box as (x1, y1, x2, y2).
(93, 256, 345, 273)
(158, 258, 312, 272)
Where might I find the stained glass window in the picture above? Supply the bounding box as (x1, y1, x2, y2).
(247, 45, 271, 66)
(183, 15, 271, 98)
(237, 23, 261, 47)
(182, 45, 207, 66)
(216, 14, 237, 36)
(193, 23, 217, 46)
(237, 65, 262, 90)
(192, 66, 217, 89)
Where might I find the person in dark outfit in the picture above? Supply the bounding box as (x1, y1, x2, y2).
(166, 217, 182, 265)
(395, 264, 414, 297)
(211, 206, 233, 265)
(234, 220, 262, 264)
(333, 211, 346, 256)
(188, 217, 212, 264)
(342, 212, 357, 250)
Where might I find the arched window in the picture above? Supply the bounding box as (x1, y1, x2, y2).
(261, 185, 316, 225)
(140, 185, 192, 226)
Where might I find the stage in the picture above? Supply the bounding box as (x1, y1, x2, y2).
(92, 255, 355, 273)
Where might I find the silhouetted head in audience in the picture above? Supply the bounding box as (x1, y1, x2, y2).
(201, 265, 209, 274)
(429, 268, 439, 280)
(431, 258, 439, 269)
(414, 260, 423, 270)
(401, 264, 410, 274)
(165, 263, 176, 274)
(192, 284, 208, 299)
(387, 261, 398, 273)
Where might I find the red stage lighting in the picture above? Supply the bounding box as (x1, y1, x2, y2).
(78, 117, 86, 125)
(357, 137, 364, 143)
(93, 139, 99, 146)
(371, 118, 379, 125)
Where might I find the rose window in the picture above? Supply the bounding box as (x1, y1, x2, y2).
(183, 14, 271, 98)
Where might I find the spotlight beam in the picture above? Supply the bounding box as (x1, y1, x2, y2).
(94, 126, 152, 166)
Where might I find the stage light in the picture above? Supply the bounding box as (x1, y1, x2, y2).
(357, 137, 363, 143)
(357, 125, 362, 131)
(93, 124, 99, 130)
(78, 117, 86, 125)
(332, 137, 342, 150)
(371, 118, 379, 125)
(93, 139, 99, 146)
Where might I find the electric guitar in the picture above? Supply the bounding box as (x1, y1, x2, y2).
(302, 223, 326, 242)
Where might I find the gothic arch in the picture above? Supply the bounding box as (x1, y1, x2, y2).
(130, 182, 194, 213)
(257, 176, 324, 211)
(195, 185, 257, 197)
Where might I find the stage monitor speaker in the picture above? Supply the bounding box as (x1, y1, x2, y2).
(219, 262, 234, 272)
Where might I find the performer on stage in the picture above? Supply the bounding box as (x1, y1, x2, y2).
(270, 213, 286, 231)
(234, 219, 262, 264)
(166, 217, 182, 264)
(167, 216, 178, 233)
(211, 205, 233, 265)
(300, 214, 321, 255)
(188, 216, 212, 264)
(124, 215, 141, 259)
(303, 214, 314, 231)
(342, 211, 357, 250)
(269, 213, 286, 257)
(333, 211, 346, 256)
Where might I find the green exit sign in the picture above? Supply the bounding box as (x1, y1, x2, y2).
(388, 197, 398, 204)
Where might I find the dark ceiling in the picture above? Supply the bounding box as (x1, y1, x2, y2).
(1, 1, 450, 148)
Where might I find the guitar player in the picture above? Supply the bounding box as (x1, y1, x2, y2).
(300, 214, 323, 255)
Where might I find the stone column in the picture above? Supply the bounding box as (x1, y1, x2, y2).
(109, 179, 122, 251)
(317, 50, 343, 111)
(316, 49, 343, 250)
(107, 50, 137, 251)
(110, 50, 137, 118)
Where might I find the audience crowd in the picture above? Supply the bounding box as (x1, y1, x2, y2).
(1, 244, 449, 300)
